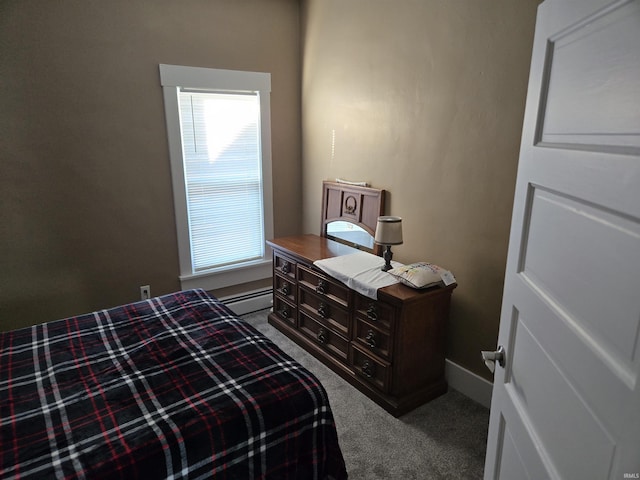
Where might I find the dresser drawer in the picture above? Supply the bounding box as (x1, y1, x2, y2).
(299, 313, 348, 363)
(273, 296, 296, 327)
(354, 294, 395, 331)
(274, 274, 296, 303)
(353, 318, 392, 361)
(350, 345, 391, 393)
(298, 265, 349, 309)
(299, 288, 350, 336)
(274, 252, 296, 281)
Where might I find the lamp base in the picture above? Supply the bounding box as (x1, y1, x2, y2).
(381, 245, 393, 272)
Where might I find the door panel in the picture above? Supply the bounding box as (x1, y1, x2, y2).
(492, 399, 550, 479)
(496, 417, 531, 480)
(521, 186, 640, 376)
(539, 1, 640, 152)
(484, 1, 640, 478)
(509, 319, 616, 479)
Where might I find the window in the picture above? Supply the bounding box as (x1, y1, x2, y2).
(160, 65, 273, 290)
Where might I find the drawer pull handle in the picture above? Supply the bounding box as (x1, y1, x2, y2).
(366, 330, 377, 349)
(317, 328, 328, 345)
(278, 307, 290, 319)
(280, 283, 290, 296)
(316, 280, 326, 295)
(361, 360, 376, 378)
(317, 302, 329, 318)
(281, 261, 290, 274)
(366, 304, 378, 321)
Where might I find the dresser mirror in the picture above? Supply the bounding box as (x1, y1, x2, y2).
(321, 181, 386, 256)
(326, 221, 375, 251)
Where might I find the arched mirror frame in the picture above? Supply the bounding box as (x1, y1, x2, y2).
(320, 181, 386, 256)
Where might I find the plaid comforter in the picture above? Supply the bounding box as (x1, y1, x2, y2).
(0, 289, 347, 479)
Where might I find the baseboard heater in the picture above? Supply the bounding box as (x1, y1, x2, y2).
(220, 288, 273, 316)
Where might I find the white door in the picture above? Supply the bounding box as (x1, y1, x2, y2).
(484, 1, 640, 479)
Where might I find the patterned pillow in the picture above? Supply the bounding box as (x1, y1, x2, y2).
(387, 262, 456, 289)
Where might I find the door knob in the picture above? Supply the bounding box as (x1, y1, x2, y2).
(481, 346, 505, 374)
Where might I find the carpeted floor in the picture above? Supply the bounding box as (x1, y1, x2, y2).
(242, 309, 490, 480)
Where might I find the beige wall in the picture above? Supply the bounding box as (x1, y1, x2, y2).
(0, 0, 302, 331)
(1, 0, 540, 382)
(301, 0, 539, 380)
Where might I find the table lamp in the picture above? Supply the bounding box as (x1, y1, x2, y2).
(374, 216, 403, 271)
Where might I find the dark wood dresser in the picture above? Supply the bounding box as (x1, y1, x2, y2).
(267, 234, 456, 417)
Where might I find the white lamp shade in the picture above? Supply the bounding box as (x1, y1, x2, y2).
(374, 216, 403, 245)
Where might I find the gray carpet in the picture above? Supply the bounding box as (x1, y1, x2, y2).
(241, 309, 490, 480)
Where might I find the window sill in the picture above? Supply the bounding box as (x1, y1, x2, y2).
(179, 259, 272, 291)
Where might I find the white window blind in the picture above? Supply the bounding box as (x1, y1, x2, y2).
(160, 64, 273, 290)
(178, 90, 264, 272)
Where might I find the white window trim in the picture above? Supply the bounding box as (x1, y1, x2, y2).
(159, 64, 274, 290)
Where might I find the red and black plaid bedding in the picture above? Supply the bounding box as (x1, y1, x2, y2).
(0, 289, 347, 479)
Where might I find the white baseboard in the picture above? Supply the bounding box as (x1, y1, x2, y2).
(445, 359, 493, 409)
(220, 288, 272, 316)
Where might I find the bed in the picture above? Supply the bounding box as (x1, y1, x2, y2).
(0, 289, 348, 479)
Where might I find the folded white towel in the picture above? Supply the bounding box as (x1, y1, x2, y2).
(314, 252, 402, 299)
